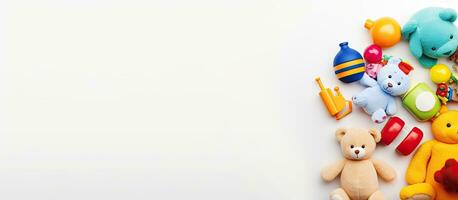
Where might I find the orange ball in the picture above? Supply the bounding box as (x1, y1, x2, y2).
(365, 17, 401, 48)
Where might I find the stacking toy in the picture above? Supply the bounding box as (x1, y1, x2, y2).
(430, 64, 458, 104)
(333, 42, 365, 83)
(380, 116, 423, 156)
(396, 127, 423, 156)
(380, 116, 405, 145)
(315, 77, 352, 120)
(365, 17, 401, 48)
(402, 82, 442, 121)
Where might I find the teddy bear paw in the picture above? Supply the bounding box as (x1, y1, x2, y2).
(406, 194, 432, 200)
(330, 194, 345, 200)
(352, 96, 367, 106)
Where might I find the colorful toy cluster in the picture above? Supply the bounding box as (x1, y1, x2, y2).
(316, 6, 458, 200)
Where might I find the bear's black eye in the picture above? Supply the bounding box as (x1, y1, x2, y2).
(388, 75, 392, 78)
(362, 145, 365, 148)
(432, 47, 437, 51)
(451, 35, 454, 39)
(397, 82, 401, 85)
(350, 145, 354, 149)
(447, 123, 452, 128)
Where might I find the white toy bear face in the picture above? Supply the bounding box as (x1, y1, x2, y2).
(336, 128, 381, 161)
(377, 58, 410, 96)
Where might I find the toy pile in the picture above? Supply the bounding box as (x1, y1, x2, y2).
(316, 7, 458, 200)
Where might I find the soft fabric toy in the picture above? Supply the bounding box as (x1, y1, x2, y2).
(402, 7, 458, 68)
(352, 57, 411, 123)
(434, 159, 458, 193)
(321, 127, 396, 200)
(400, 107, 458, 200)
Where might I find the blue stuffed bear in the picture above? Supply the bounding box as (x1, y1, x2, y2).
(402, 7, 458, 68)
(352, 58, 410, 123)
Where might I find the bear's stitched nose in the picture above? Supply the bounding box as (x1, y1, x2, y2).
(355, 150, 360, 154)
(387, 83, 393, 88)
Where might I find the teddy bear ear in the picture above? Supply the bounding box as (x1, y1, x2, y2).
(402, 21, 418, 40)
(369, 129, 381, 143)
(335, 128, 347, 142)
(439, 8, 457, 22)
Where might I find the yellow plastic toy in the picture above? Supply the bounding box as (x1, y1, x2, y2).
(430, 64, 456, 84)
(315, 77, 352, 120)
(400, 107, 458, 200)
(365, 17, 402, 48)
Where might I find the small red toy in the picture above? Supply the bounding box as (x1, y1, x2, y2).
(396, 127, 423, 156)
(435, 159, 458, 193)
(363, 44, 383, 63)
(381, 116, 405, 145)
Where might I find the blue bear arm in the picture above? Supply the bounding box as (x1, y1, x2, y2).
(385, 97, 397, 116)
(358, 73, 377, 87)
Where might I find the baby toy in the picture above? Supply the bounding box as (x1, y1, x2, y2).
(364, 44, 383, 63)
(402, 7, 458, 68)
(380, 116, 424, 155)
(322, 127, 396, 200)
(400, 107, 458, 200)
(352, 57, 412, 123)
(430, 64, 458, 104)
(402, 82, 442, 121)
(334, 42, 365, 83)
(434, 159, 458, 193)
(315, 77, 352, 120)
(365, 17, 401, 48)
(364, 44, 384, 79)
(449, 50, 458, 64)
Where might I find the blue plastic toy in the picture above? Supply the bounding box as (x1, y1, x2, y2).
(352, 57, 412, 123)
(402, 7, 458, 68)
(333, 42, 365, 83)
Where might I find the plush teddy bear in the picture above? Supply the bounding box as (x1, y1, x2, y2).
(321, 127, 396, 200)
(402, 7, 458, 68)
(352, 57, 411, 123)
(400, 107, 458, 200)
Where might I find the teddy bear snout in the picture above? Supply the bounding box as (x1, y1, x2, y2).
(387, 83, 393, 88)
(355, 150, 360, 154)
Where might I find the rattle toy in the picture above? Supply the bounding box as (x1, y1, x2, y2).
(315, 77, 352, 120)
(400, 107, 458, 200)
(402, 82, 442, 121)
(364, 17, 401, 48)
(322, 127, 396, 200)
(434, 159, 458, 193)
(430, 64, 458, 104)
(333, 42, 365, 83)
(380, 116, 424, 155)
(364, 44, 383, 63)
(364, 44, 384, 79)
(402, 7, 458, 68)
(352, 57, 412, 123)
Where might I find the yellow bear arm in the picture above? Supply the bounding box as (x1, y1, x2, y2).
(406, 140, 435, 184)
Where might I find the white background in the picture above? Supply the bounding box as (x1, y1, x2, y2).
(0, 0, 457, 199)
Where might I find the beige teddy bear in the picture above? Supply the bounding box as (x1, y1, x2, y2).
(321, 127, 396, 200)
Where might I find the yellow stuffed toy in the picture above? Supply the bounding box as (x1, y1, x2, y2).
(400, 107, 458, 200)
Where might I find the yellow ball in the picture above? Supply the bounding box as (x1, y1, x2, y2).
(430, 64, 451, 84)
